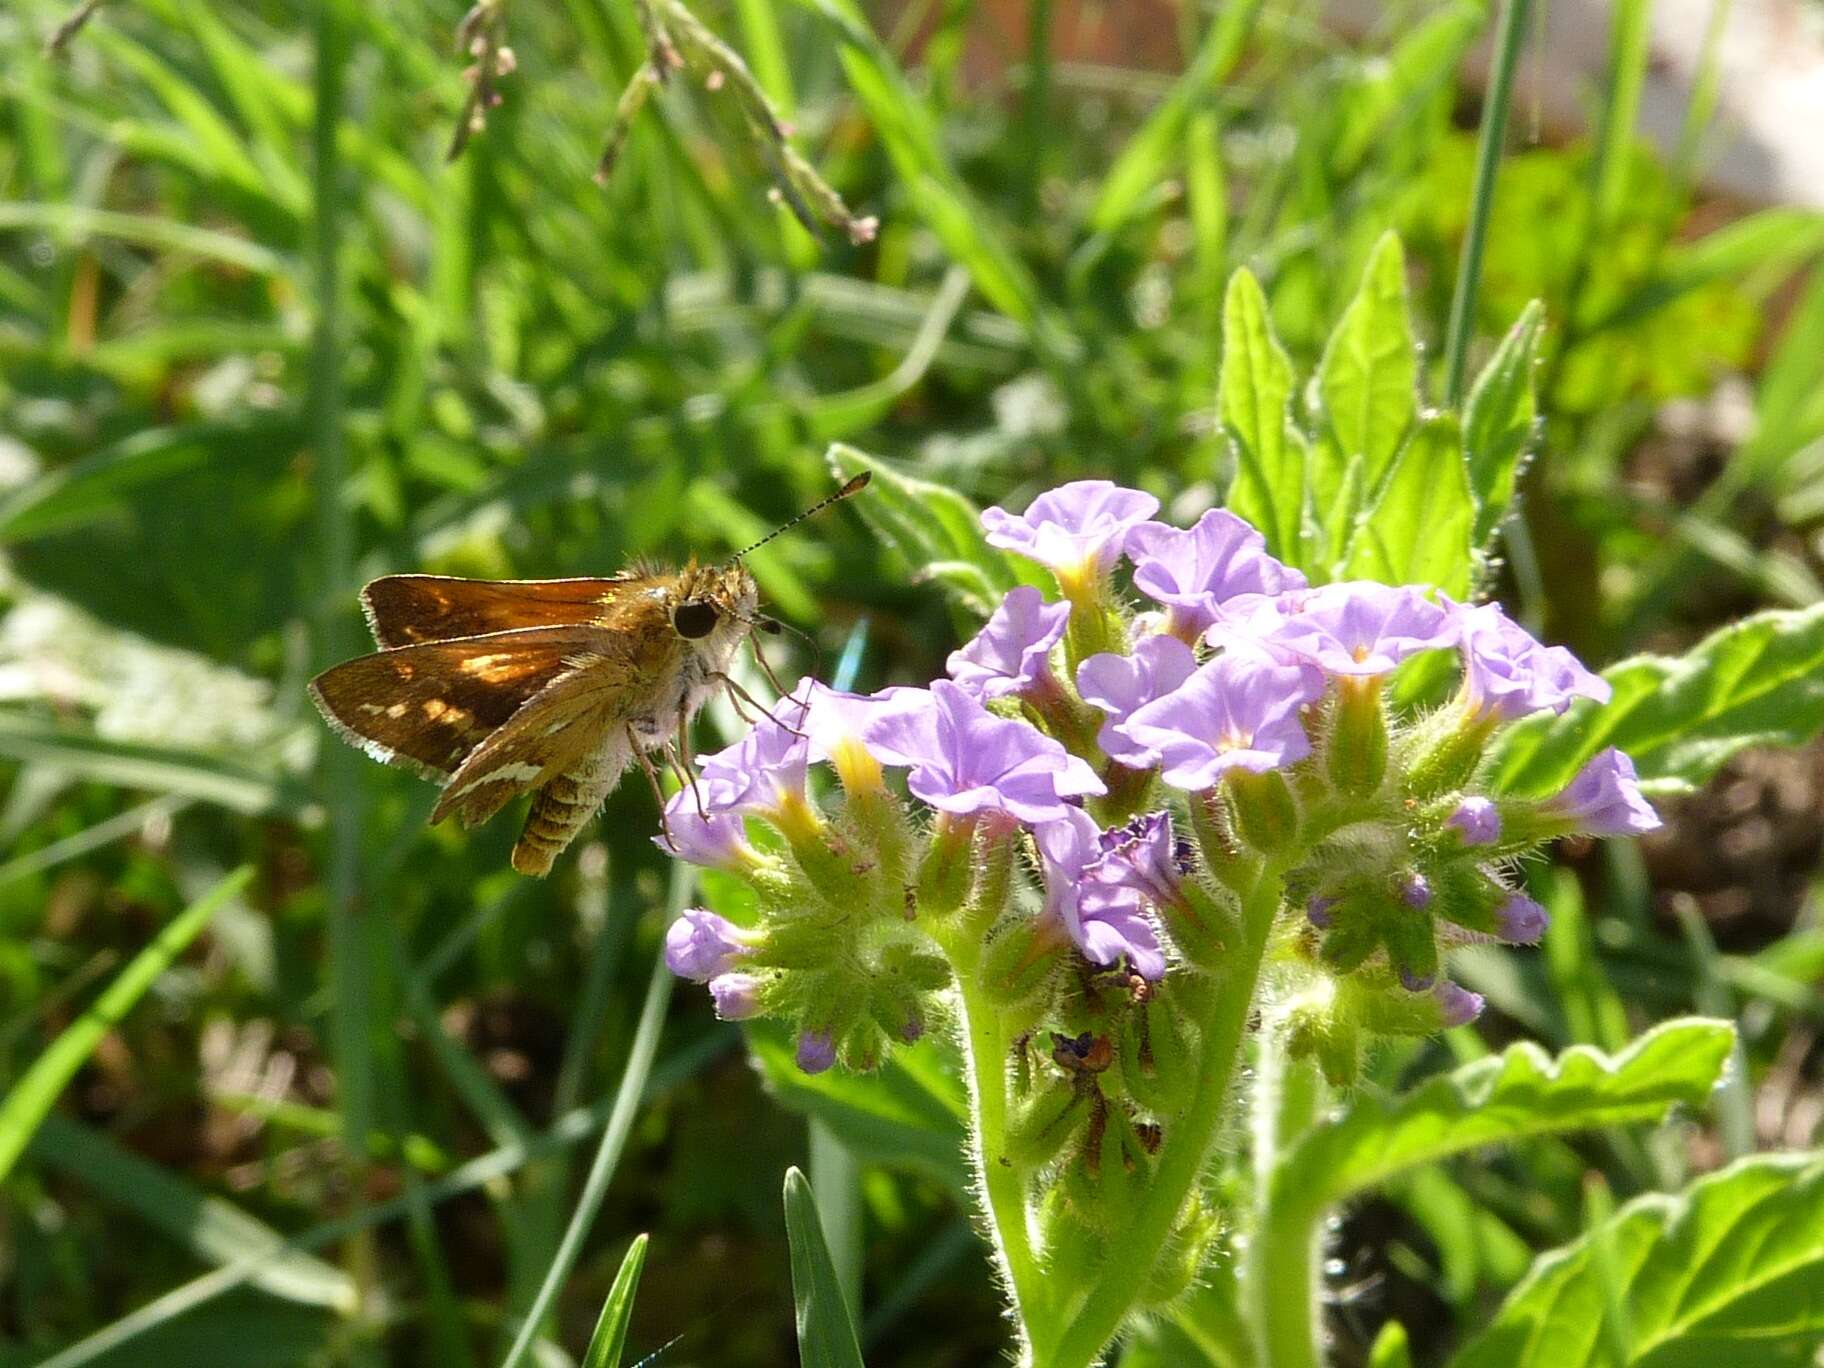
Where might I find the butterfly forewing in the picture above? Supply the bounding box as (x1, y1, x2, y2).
(360, 574, 642, 648)
(309, 626, 597, 780)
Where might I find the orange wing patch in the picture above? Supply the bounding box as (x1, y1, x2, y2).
(308, 626, 598, 780)
(360, 574, 644, 648)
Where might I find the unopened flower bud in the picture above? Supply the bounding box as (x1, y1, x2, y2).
(1327, 674, 1389, 796)
(708, 972, 764, 1021)
(795, 1029, 836, 1074)
(1493, 893, 1548, 944)
(664, 909, 750, 982)
(1399, 872, 1433, 910)
(1446, 796, 1501, 846)
(1434, 980, 1485, 1026)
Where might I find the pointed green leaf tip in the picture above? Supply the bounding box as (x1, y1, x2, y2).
(784, 1166, 867, 1368)
(1451, 1154, 1824, 1368)
(580, 1234, 649, 1368)
(1219, 267, 1306, 567)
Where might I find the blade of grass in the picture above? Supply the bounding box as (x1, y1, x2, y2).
(0, 865, 251, 1185)
(0, 794, 189, 888)
(1088, 0, 1263, 234)
(28, 1112, 358, 1311)
(581, 1235, 650, 1368)
(0, 201, 290, 276)
(497, 861, 692, 1368)
(1440, 0, 1533, 407)
(784, 1167, 867, 1368)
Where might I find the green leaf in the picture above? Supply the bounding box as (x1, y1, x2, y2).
(1272, 1019, 1734, 1216)
(1463, 300, 1545, 547)
(580, 1235, 649, 1368)
(1089, 0, 1264, 233)
(1329, 3, 1485, 176)
(0, 866, 252, 1185)
(1312, 232, 1419, 556)
(1451, 1154, 1824, 1368)
(1342, 413, 1474, 596)
(1488, 603, 1824, 798)
(1219, 269, 1307, 566)
(749, 1026, 968, 1192)
(784, 1167, 867, 1368)
(826, 442, 1033, 620)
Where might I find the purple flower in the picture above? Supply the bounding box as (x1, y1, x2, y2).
(697, 695, 811, 816)
(859, 680, 1104, 824)
(1494, 893, 1548, 944)
(708, 972, 764, 1020)
(1435, 980, 1485, 1027)
(1546, 747, 1661, 837)
(796, 1029, 836, 1074)
(981, 480, 1159, 583)
(1076, 633, 1199, 768)
(1121, 651, 1321, 790)
(1262, 582, 1457, 677)
(947, 587, 1071, 701)
(1399, 872, 1433, 910)
(654, 800, 755, 869)
(797, 681, 929, 792)
(1126, 509, 1307, 638)
(1446, 797, 1501, 846)
(1034, 809, 1166, 979)
(664, 909, 750, 982)
(1454, 601, 1611, 721)
(1088, 812, 1191, 914)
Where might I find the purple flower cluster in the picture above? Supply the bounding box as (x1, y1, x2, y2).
(658, 479, 1659, 1060)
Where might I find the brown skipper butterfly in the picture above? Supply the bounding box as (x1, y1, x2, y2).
(310, 474, 868, 875)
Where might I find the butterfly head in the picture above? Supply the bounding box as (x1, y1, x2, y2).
(668, 561, 760, 651)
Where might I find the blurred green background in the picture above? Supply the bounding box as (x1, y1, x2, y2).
(3, 0, 1823, 1364)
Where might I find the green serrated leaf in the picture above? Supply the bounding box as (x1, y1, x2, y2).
(1313, 232, 1419, 555)
(1272, 1019, 1734, 1216)
(826, 443, 1026, 621)
(1220, 269, 1306, 567)
(1489, 603, 1824, 798)
(1342, 413, 1474, 595)
(1464, 301, 1545, 546)
(580, 1235, 649, 1368)
(784, 1167, 867, 1368)
(1451, 1154, 1824, 1368)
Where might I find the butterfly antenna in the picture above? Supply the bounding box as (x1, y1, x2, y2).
(732, 472, 870, 561)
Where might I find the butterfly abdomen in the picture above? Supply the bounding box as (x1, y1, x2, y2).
(510, 745, 629, 876)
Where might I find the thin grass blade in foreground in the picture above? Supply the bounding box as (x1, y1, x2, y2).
(784, 1167, 867, 1368)
(0, 864, 252, 1184)
(581, 1234, 649, 1368)
(498, 861, 693, 1368)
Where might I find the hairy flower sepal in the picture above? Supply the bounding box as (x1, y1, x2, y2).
(915, 811, 980, 917)
(979, 916, 1068, 1006)
(1399, 704, 1499, 798)
(1325, 674, 1389, 796)
(1226, 768, 1300, 854)
(1115, 982, 1198, 1117)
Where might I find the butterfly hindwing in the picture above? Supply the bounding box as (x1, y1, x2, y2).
(308, 626, 600, 780)
(428, 639, 671, 828)
(360, 574, 644, 648)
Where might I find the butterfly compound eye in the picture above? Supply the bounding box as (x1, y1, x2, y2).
(672, 600, 720, 640)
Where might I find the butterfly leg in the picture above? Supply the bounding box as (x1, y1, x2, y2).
(712, 670, 803, 736)
(747, 633, 805, 720)
(673, 710, 709, 821)
(628, 724, 676, 845)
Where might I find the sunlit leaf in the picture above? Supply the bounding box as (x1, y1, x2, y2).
(1489, 603, 1824, 797)
(784, 1167, 867, 1368)
(1451, 1154, 1824, 1368)
(1220, 269, 1307, 568)
(1342, 413, 1474, 595)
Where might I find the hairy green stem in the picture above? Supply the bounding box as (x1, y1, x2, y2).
(1045, 864, 1286, 1368)
(1246, 1019, 1327, 1368)
(944, 934, 1046, 1358)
